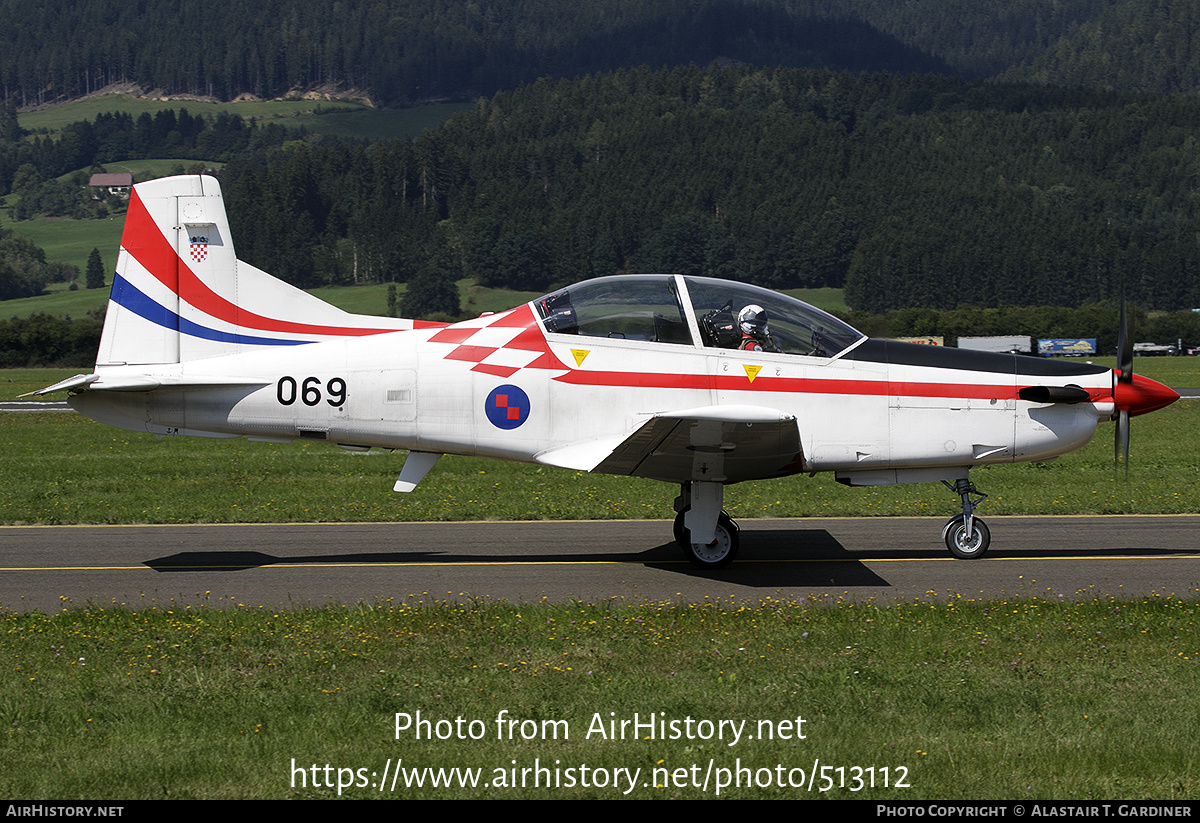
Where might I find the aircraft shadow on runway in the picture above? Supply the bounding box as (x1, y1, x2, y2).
(142, 528, 892, 587)
(141, 528, 1198, 589)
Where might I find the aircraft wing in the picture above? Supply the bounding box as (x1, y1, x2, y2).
(535, 404, 803, 484)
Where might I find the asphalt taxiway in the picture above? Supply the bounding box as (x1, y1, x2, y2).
(2, 516, 1198, 612)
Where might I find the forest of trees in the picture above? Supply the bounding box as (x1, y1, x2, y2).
(1004, 0, 1200, 94)
(203, 66, 1200, 312)
(0, 229, 77, 301)
(5, 0, 1200, 108)
(5, 0, 1200, 354)
(7, 66, 1200, 313)
(0, 312, 102, 367)
(0, 104, 296, 202)
(0, 0, 953, 107)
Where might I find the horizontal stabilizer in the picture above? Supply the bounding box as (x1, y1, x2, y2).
(21, 373, 99, 396)
(28, 373, 270, 395)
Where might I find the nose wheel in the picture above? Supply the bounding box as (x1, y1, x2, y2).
(941, 477, 990, 559)
(942, 514, 990, 559)
(674, 508, 740, 569)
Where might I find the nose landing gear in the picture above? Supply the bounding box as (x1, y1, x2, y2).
(941, 477, 990, 559)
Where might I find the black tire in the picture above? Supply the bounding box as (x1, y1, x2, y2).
(943, 515, 990, 559)
(674, 509, 740, 569)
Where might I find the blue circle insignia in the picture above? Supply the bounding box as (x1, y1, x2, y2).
(485, 384, 530, 430)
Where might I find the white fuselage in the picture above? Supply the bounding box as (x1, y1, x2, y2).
(72, 309, 1114, 487)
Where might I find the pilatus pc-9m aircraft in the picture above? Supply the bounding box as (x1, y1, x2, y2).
(33, 176, 1179, 569)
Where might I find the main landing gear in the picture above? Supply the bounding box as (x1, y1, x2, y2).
(941, 477, 990, 559)
(674, 508, 740, 569)
(673, 482, 740, 569)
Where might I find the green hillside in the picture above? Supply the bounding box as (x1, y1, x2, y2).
(1005, 0, 1200, 94)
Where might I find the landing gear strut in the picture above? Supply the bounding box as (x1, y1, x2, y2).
(941, 477, 989, 559)
(673, 481, 740, 569)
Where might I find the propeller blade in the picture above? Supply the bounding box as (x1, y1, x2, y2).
(1117, 300, 1133, 383)
(1114, 297, 1133, 481)
(1109, 298, 1178, 480)
(1115, 409, 1130, 483)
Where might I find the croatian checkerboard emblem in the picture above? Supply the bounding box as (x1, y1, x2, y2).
(486, 385, 530, 429)
(428, 303, 566, 378)
(189, 235, 209, 263)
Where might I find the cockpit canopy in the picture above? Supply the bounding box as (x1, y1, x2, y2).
(533, 274, 864, 358)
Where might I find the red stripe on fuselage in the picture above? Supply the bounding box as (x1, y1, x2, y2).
(550, 367, 1099, 402)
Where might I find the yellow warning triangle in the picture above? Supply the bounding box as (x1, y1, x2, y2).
(743, 364, 761, 383)
(571, 349, 590, 366)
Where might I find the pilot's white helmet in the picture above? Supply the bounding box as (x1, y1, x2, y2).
(738, 304, 768, 337)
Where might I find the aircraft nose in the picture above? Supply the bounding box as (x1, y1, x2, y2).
(1113, 371, 1179, 417)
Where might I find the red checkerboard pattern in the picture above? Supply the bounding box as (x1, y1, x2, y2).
(428, 304, 567, 378)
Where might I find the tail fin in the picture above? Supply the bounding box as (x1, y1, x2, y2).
(98, 174, 416, 367)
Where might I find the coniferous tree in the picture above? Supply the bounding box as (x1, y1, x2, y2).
(400, 246, 461, 320)
(85, 247, 105, 289)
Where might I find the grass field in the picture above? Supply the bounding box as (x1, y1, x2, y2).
(1, 596, 1196, 799)
(17, 94, 468, 141)
(0, 213, 125, 284)
(18, 96, 361, 133)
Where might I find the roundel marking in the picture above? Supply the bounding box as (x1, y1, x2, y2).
(486, 384, 530, 429)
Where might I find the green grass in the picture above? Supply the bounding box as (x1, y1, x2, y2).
(2, 369, 88, 398)
(0, 283, 110, 320)
(304, 283, 397, 316)
(88, 158, 223, 179)
(1, 258, 840, 321)
(0, 596, 1196, 798)
(17, 95, 467, 142)
(459, 281, 543, 316)
(0, 213, 125, 281)
(307, 278, 536, 319)
(18, 96, 364, 135)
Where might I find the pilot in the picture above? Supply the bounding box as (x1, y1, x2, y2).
(737, 304, 769, 351)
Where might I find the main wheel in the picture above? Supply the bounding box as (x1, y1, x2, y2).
(674, 509, 740, 569)
(943, 515, 990, 559)
(673, 508, 738, 548)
